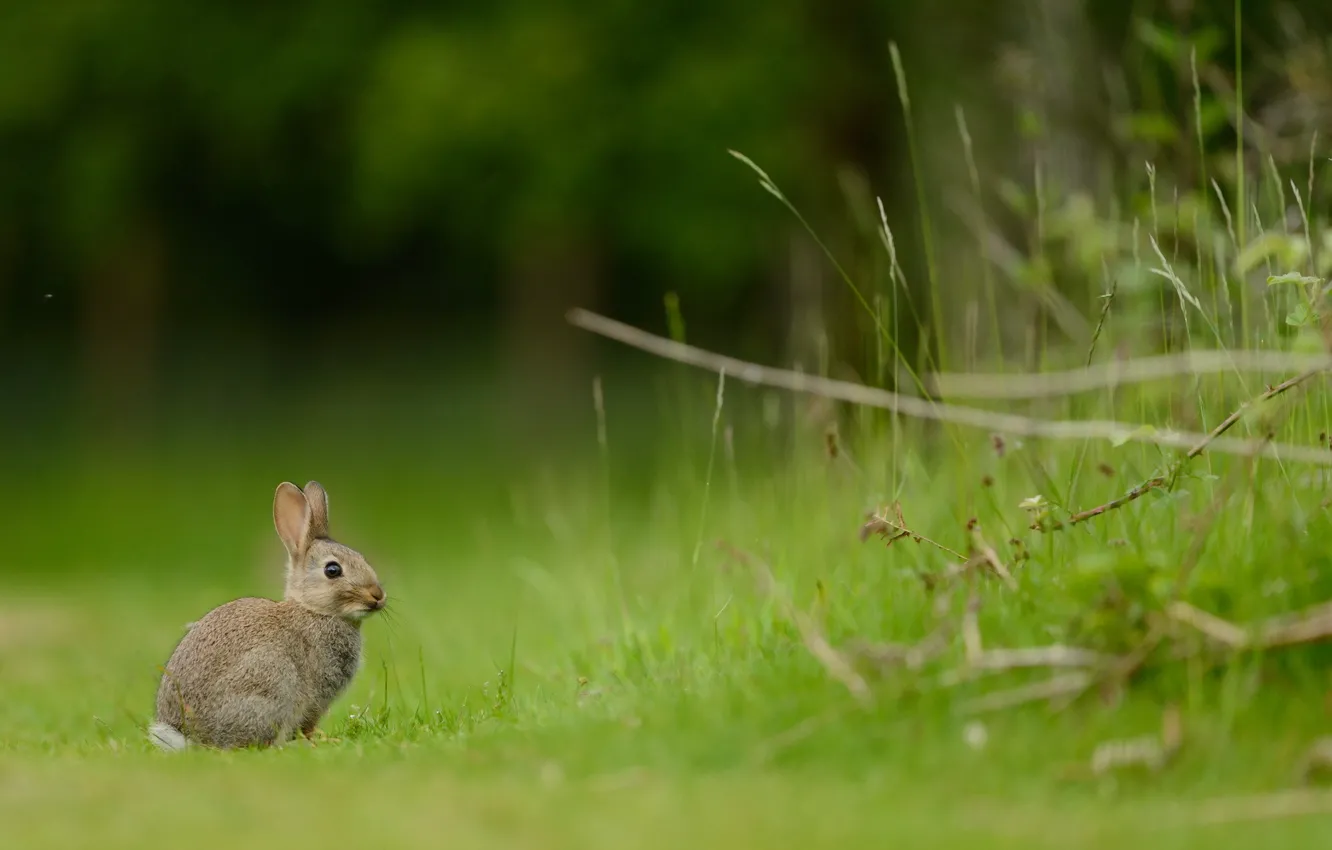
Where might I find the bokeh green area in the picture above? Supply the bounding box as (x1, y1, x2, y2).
(8, 2, 1332, 847)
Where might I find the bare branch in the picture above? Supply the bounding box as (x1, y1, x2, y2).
(1168, 599, 1332, 651)
(1186, 369, 1323, 459)
(1068, 476, 1167, 525)
(927, 350, 1332, 400)
(1068, 369, 1321, 526)
(958, 671, 1095, 715)
(1255, 601, 1332, 648)
(1167, 602, 1250, 648)
(970, 646, 1112, 670)
(567, 309, 1332, 465)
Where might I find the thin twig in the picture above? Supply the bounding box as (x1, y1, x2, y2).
(957, 671, 1095, 715)
(926, 350, 1332, 399)
(938, 644, 1110, 687)
(1255, 601, 1332, 648)
(1067, 369, 1322, 526)
(971, 646, 1111, 670)
(793, 608, 874, 705)
(1167, 599, 1332, 651)
(567, 308, 1332, 465)
(1167, 602, 1250, 648)
(1085, 266, 1118, 368)
(1068, 476, 1167, 524)
(968, 521, 1018, 589)
(1184, 368, 1323, 459)
(860, 503, 968, 561)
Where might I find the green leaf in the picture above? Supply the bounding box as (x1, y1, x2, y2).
(1109, 424, 1157, 448)
(1236, 232, 1306, 275)
(1267, 272, 1322, 287)
(1286, 302, 1317, 327)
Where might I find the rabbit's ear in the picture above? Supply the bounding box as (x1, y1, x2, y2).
(302, 480, 330, 539)
(273, 481, 311, 556)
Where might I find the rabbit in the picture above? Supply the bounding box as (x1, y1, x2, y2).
(148, 480, 386, 751)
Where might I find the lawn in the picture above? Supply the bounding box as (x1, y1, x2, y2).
(4, 333, 1332, 849)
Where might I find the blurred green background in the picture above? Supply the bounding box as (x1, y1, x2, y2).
(3, 0, 1332, 577)
(7, 9, 1332, 846)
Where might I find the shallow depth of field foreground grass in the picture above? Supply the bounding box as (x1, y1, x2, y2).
(10, 45, 1332, 838)
(5, 333, 1332, 847)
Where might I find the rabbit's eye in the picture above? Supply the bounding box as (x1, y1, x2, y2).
(323, 562, 343, 579)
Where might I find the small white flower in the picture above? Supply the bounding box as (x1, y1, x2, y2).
(963, 721, 988, 750)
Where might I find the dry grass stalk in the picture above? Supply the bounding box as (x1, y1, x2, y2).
(860, 502, 967, 561)
(792, 608, 873, 706)
(1088, 705, 1183, 777)
(926, 350, 1332, 399)
(1167, 601, 1251, 648)
(967, 520, 1018, 589)
(937, 644, 1110, 689)
(1067, 368, 1320, 527)
(958, 671, 1095, 715)
(567, 308, 1332, 465)
(1169, 599, 1332, 652)
(971, 646, 1111, 670)
(1257, 601, 1332, 648)
(861, 509, 1018, 597)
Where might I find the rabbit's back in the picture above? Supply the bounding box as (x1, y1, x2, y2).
(154, 597, 361, 748)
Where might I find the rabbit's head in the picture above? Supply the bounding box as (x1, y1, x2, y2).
(273, 480, 386, 622)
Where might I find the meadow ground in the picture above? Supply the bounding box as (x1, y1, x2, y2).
(4, 342, 1332, 849)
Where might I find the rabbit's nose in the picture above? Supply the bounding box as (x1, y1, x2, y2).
(370, 585, 385, 603)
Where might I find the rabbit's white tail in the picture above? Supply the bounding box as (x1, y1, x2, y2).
(148, 721, 188, 752)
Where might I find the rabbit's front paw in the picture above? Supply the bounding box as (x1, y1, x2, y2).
(301, 726, 342, 746)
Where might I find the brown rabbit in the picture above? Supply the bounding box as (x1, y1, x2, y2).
(149, 480, 385, 750)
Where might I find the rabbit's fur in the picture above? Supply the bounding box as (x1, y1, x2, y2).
(150, 480, 385, 750)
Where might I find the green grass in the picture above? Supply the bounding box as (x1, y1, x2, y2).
(9, 16, 1332, 844)
(4, 350, 1332, 848)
